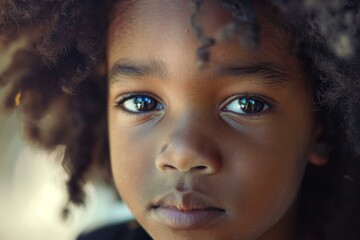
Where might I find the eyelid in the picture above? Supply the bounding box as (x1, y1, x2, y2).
(114, 92, 165, 113)
(219, 94, 276, 115)
(115, 92, 158, 104)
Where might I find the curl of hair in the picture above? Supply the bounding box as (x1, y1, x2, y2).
(0, 0, 111, 209)
(1, 0, 360, 239)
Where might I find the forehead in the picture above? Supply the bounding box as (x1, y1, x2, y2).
(108, 0, 284, 39)
(107, 0, 294, 75)
(108, 0, 230, 38)
(107, 0, 227, 59)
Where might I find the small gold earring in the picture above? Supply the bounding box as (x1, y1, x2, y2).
(15, 91, 22, 107)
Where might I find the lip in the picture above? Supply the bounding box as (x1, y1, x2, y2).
(150, 191, 226, 230)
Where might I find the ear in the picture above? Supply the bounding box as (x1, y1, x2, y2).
(308, 124, 330, 166)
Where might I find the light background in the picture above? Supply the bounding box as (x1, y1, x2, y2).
(0, 104, 133, 240)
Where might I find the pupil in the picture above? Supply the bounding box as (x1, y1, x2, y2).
(240, 98, 264, 113)
(134, 97, 156, 111)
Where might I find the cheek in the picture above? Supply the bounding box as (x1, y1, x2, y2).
(109, 125, 159, 203)
(218, 112, 313, 230)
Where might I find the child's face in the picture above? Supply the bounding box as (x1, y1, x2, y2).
(107, 1, 318, 239)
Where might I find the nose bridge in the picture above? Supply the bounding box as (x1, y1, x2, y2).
(155, 113, 222, 174)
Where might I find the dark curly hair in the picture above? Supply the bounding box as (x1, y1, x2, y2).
(1, 0, 360, 239)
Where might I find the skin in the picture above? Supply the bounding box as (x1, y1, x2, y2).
(107, 0, 322, 239)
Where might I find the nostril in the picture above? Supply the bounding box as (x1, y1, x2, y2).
(193, 166, 207, 171)
(163, 164, 177, 170)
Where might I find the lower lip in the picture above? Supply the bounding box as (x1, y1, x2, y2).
(152, 207, 225, 230)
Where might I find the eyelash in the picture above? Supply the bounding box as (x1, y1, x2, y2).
(221, 94, 273, 116)
(114, 92, 165, 115)
(114, 93, 272, 116)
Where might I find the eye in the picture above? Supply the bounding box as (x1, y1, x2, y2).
(222, 96, 270, 115)
(115, 94, 164, 114)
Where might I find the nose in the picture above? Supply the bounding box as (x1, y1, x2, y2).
(155, 120, 222, 174)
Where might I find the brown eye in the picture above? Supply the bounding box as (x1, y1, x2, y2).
(223, 96, 270, 115)
(117, 95, 164, 114)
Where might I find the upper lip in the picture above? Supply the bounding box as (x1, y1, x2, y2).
(150, 191, 225, 212)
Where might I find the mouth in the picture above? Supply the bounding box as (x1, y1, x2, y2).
(150, 192, 226, 230)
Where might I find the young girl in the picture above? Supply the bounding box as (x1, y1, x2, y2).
(1, 0, 360, 239)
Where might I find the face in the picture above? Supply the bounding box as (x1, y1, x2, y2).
(107, 1, 319, 239)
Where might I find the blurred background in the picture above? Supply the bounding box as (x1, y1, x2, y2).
(0, 101, 133, 240)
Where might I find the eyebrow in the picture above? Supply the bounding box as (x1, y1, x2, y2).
(215, 63, 290, 87)
(109, 59, 290, 87)
(110, 60, 167, 83)
(215, 63, 289, 79)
